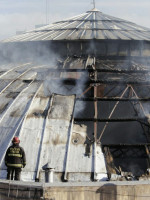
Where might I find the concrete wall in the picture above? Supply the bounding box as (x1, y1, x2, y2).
(44, 183, 150, 200)
(0, 181, 43, 200)
(1, 181, 150, 200)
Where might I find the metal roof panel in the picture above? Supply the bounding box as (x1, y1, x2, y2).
(2, 9, 150, 42)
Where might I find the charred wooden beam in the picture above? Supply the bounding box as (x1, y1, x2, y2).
(41, 68, 150, 73)
(76, 97, 150, 102)
(94, 69, 150, 74)
(94, 55, 150, 61)
(74, 118, 145, 122)
(102, 144, 150, 147)
(54, 78, 150, 86)
(90, 80, 150, 85)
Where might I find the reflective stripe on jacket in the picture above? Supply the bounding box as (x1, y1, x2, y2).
(6, 163, 23, 168)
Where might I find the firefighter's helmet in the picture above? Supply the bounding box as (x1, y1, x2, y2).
(12, 136, 20, 144)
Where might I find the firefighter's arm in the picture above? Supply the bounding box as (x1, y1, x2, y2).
(22, 148, 26, 168)
(5, 149, 9, 166)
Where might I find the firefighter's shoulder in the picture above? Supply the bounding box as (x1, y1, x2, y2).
(19, 146, 25, 152)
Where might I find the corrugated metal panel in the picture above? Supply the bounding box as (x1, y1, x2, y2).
(0, 71, 20, 80)
(33, 94, 75, 180)
(55, 30, 74, 40)
(83, 30, 93, 40)
(0, 80, 11, 92)
(96, 30, 106, 39)
(41, 30, 61, 41)
(5, 32, 37, 43)
(21, 32, 48, 42)
(112, 30, 132, 40)
(65, 123, 107, 181)
(66, 30, 83, 40)
(94, 144, 108, 180)
(0, 82, 41, 173)
(103, 30, 120, 40)
(96, 21, 109, 29)
(18, 85, 50, 180)
(119, 31, 144, 40)
(67, 124, 92, 172)
(0, 79, 36, 121)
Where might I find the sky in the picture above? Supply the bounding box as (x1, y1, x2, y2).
(0, 0, 150, 40)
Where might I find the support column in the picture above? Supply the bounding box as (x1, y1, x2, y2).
(93, 57, 98, 181)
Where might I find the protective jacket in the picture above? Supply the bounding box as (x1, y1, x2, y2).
(5, 144, 26, 168)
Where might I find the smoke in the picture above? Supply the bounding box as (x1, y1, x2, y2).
(0, 40, 90, 117)
(0, 39, 62, 66)
(43, 69, 89, 117)
(120, 162, 146, 176)
(0, 36, 90, 119)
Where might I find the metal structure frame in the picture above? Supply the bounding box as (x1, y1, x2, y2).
(56, 55, 150, 176)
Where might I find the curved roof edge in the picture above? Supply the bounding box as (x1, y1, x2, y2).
(2, 8, 150, 43)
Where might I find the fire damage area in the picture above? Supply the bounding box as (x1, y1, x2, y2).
(57, 56, 150, 181)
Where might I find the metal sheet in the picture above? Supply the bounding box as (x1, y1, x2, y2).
(0, 82, 40, 173)
(18, 86, 50, 180)
(39, 94, 75, 173)
(66, 123, 107, 181)
(95, 144, 107, 180)
(67, 124, 92, 172)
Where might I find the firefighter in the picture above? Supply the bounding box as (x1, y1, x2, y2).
(5, 136, 26, 181)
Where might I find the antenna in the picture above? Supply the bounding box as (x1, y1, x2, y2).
(92, 0, 96, 9)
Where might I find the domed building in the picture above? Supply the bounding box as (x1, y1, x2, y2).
(0, 6, 150, 199)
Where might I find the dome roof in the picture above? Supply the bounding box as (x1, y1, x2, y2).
(0, 58, 150, 182)
(0, 60, 110, 181)
(0, 9, 150, 183)
(2, 8, 150, 43)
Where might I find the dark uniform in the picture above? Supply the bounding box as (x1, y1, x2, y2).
(5, 143, 26, 180)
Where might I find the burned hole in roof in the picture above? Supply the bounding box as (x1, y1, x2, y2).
(103, 145, 149, 178)
(6, 92, 19, 99)
(27, 109, 48, 118)
(62, 78, 77, 86)
(22, 80, 33, 83)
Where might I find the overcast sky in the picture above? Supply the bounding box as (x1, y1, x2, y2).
(0, 0, 150, 40)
